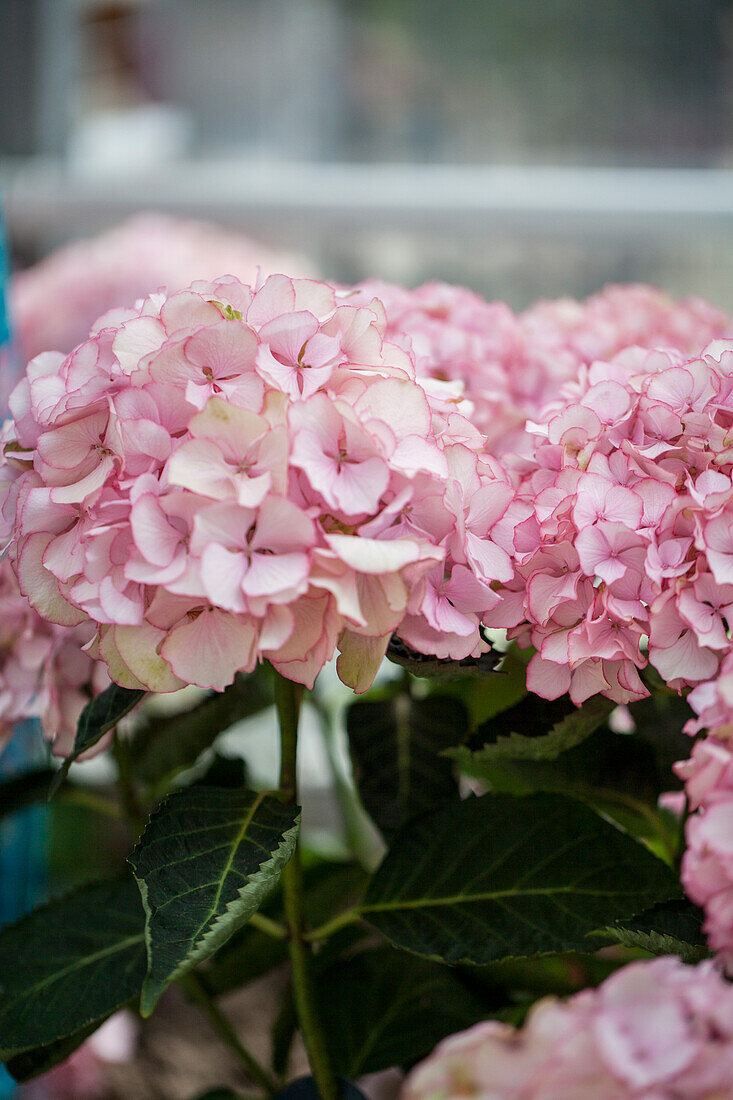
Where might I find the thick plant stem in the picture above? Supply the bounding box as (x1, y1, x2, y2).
(181, 972, 279, 1096)
(275, 673, 339, 1100)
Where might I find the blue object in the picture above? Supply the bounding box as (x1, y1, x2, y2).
(0, 721, 48, 927)
(0, 1067, 16, 1097)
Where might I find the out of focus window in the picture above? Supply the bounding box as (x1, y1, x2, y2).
(2, 0, 733, 304)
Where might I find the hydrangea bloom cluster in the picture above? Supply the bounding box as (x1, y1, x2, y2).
(2, 274, 515, 695)
(350, 280, 732, 459)
(483, 339, 733, 707)
(10, 214, 312, 362)
(676, 736, 733, 972)
(402, 958, 733, 1100)
(0, 557, 107, 756)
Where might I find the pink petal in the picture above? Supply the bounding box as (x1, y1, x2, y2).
(258, 311, 319, 365)
(20, 533, 86, 626)
(247, 275, 296, 327)
(325, 533, 440, 574)
(113, 316, 168, 374)
(130, 494, 183, 567)
(526, 654, 571, 700)
(161, 609, 257, 691)
(166, 439, 234, 500)
(184, 321, 258, 377)
(49, 456, 115, 504)
(242, 552, 310, 599)
(200, 545, 247, 612)
(252, 496, 315, 554)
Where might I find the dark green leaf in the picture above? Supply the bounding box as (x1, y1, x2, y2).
(458, 720, 679, 860)
(193, 752, 248, 789)
(598, 899, 709, 963)
(0, 767, 54, 822)
(50, 684, 145, 794)
(6, 1021, 102, 1083)
(471, 720, 664, 803)
(318, 947, 488, 1077)
(128, 671, 272, 788)
(455, 694, 614, 764)
(465, 692, 576, 750)
(130, 786, 300, 1015)
(0, 877, 146, 1060)
(347, 694, 467, 835)
(362, 792, 679, 965)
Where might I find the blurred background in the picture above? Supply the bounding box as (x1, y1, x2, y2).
(2, 0, 733, 307)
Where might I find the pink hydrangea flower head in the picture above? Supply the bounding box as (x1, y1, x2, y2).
(485, 338, 733, 706)
(4, 274, 514, 695)
(402, 957, 733, 1099)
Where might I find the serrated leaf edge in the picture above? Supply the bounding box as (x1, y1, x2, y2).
(592, 925, 711, 963)
(134, 792, 300, 1015)
(447, 696, 615, 764)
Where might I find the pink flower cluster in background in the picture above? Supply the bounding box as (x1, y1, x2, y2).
(0, 556, 107, 756)
(402, 958, 733, 1100)
(485, 340, 733, 707)
(676, 737, 733, 973)
(10, 214, 313, 362)
(2, 274, 515, 696)
(351, 279, 732, 457)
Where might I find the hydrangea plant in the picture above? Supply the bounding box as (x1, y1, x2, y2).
(1, 271, 733, 1099)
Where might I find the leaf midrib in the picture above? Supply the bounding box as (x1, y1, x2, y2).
(362, 883, 655, 913)
(186, 790, 269, 949)
(0, 932, 144, 1010)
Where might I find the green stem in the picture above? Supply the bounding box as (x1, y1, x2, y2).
(275, 673, 339, 1100)
(249, 911, 288, 940)
(181, 972, 279, 1096)
(111, 733, 146, 835)
(304, 906, 361, 944)
(275, 675, 302, 800)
